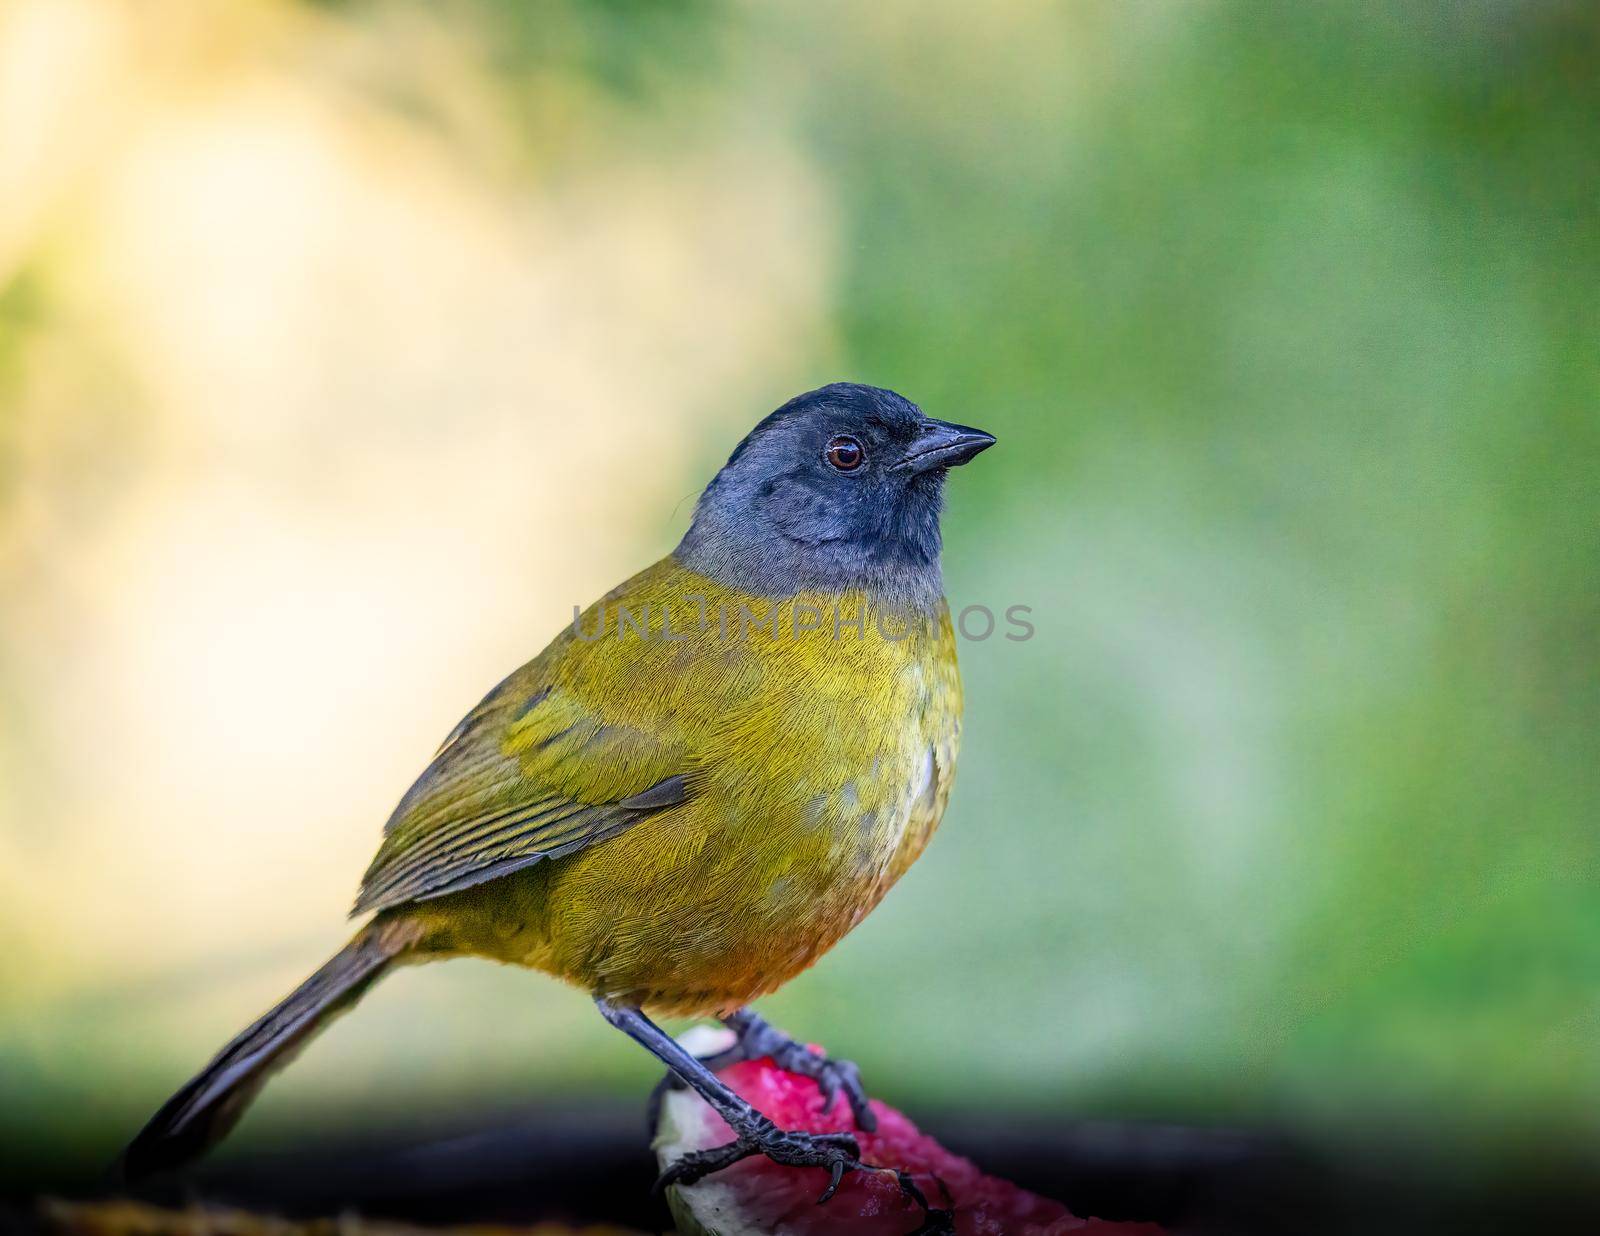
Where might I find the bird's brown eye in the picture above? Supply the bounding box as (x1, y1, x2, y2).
(825, 435, 864, 472)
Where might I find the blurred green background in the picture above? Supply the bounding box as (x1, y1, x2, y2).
(2, 0, 1597, 1183)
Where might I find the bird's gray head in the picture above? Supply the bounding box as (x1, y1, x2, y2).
(676, 383, 995, 609)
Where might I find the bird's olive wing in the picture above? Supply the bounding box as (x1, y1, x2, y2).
(352, 672, 689, 916)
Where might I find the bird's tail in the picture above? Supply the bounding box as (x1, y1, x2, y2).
(119, 917, 424, 1181)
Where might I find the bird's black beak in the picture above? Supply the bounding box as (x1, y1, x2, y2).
(894, 418, 997, 474)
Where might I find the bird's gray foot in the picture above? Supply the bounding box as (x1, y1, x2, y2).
(896, 1171, 957, 1235)
(719, 1007, 877, 1131)
(653, 1121, 863, 1201)
(657, 1131, 951, 1234)
(599, 999, 938, 1233)
(649, 1008, 876, 1133)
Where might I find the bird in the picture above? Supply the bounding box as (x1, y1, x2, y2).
(121, 382, 995, 1202)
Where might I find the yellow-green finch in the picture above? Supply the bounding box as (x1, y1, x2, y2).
(123, 383, 995, 1200)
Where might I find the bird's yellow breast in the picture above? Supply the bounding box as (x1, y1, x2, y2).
(424, 559, 963, 1016)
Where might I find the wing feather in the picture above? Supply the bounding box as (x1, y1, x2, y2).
(353, 665, 689, 916)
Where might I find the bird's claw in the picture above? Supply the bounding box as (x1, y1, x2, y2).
(728, 1016, 878, 1132)
(647, 1021, 878, 1133)
(653, 1124, 862, 1202)
(811, 1054, 873, 1128)
(653, 1118, 952, 1235)
(762, 1042, 874, 1132)
(896, 1170, 957, 1235)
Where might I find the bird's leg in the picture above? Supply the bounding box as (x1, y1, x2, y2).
(607, 1000, 950, 1231)
(644, 1007, 876, 1133)
(596, 998, 862, 1202)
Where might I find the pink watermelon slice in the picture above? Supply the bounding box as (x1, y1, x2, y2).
(653, 1035, 1166, 1236)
